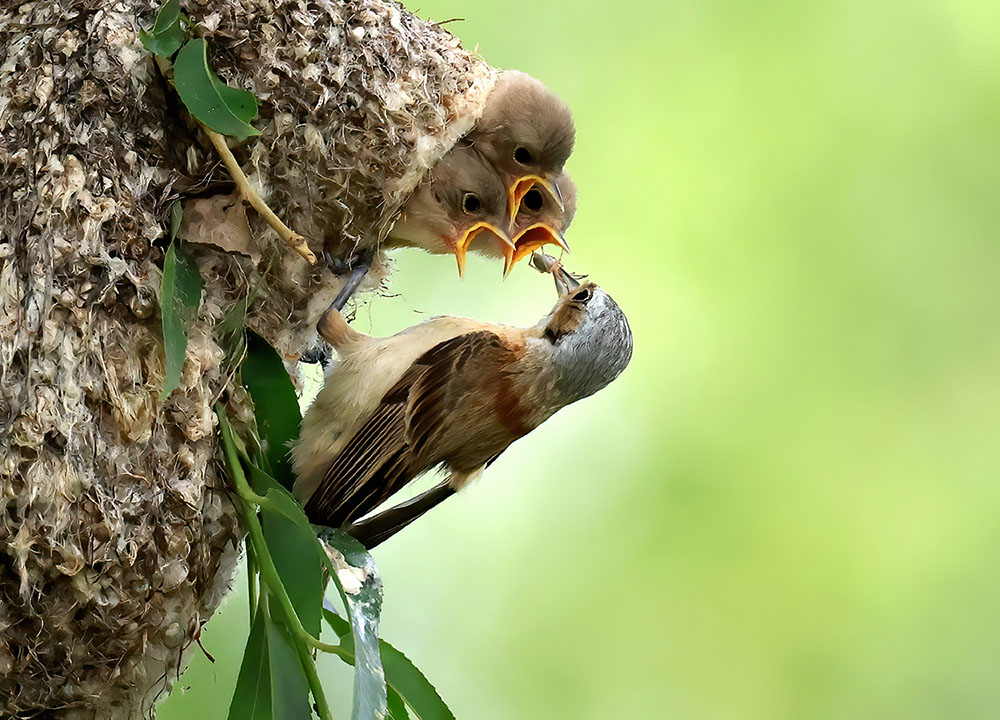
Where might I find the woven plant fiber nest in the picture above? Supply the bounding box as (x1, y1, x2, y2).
(0, 0, 494, 716)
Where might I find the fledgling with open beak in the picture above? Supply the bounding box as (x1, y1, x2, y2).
(466, 70, 575, 225)
(318, 73, 572, 316)
(386, 144, 514, 278)
(504, 172, 578, 277)
(292, 257, 633, 548)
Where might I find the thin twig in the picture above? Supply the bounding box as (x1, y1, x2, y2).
(153, 54, 317, 264)
(201, 127, 317, 264)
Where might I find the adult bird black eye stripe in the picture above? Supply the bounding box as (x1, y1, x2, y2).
(295, 266, 632, 548)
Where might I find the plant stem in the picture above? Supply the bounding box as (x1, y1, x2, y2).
(201, 126, 317, 264)
(153, 53, 316, 265)
(218, 409, 349, 656)
(217, 408, 348, 720)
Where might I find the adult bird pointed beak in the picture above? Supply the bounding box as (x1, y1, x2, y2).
(508, 175, 565, 224)
(454, 222, 514, 278)
(503, 223, 571, 278)
(530, 251, 582, 294)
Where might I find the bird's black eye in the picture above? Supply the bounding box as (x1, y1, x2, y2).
(462, 193, 481, 214)
(513, 147, 533, 165)
(522, 188, 544, 212)
(572, 287, 592, 303)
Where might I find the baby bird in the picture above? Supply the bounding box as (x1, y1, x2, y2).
(386, 144, 513, 277)
(466, 70, 575, 224)
(292, 261, 633, 548)
(325, 71, 573, 304)
(504, 172, 577, 277)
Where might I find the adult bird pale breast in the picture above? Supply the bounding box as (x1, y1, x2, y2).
(292, 261, 633, 547)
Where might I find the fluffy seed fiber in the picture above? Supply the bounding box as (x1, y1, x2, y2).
(0, 0, 493, 716)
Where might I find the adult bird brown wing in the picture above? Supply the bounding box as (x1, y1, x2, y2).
(303, 330, 522, 529)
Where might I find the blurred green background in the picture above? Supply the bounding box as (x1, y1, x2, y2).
(162, 0, 1000, 717)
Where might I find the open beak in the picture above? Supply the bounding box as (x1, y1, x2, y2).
(507, 174, 565, 224)
(453, 222, 514, 278)
(530, 251, 581, 294)
(503, 223, 571, 278)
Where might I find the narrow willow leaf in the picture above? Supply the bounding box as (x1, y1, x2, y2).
(267, 619, 313, 720)
(322, 605, 350, 639)
(228, 608, 273, 720)
(139, 0, 186, 57)
(174, 38, 261, 137)
(241, 331, 300, 490)
(319, 530, 387, 720)
(159, 240, 203, 400)
(379, 641, 455, 720)
(324, 607, 454, 720)
(250, 465, 323, 638)
(218, 296, 248, 362)
(169, 200, 183, 241)
(387, 687, 411, 720)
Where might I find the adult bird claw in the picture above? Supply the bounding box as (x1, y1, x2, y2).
(328, 248, 375, 311)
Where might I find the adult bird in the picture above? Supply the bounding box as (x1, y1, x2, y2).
(292, 256, 632, 547)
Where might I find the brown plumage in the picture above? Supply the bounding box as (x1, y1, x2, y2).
(328, 71, 574, 293)
(465, 70, 576, 224)
(292, 262, 632, 546)
(387, 144, 513, 277)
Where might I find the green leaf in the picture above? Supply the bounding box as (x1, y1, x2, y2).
(320, 527, 374, 569)
(139, 0, 187, 58)
(174, 38, 260, 137)
(211, 72, 259, 125)
(323, 605, 350, 638)
(241, 331, 301, 490)
(169, 200, 183, 241)
(319, 530, 387, 720)
(228, 608, 273, 720)
(380, 640, 454, 720)
(324, 607, 455, 720)
(251, 465, 324, 638)
(267, 619, 313, 720)
(218, 296, 249, 362)
(229, 605, 313, 720)
(387, 686, 411, 720)
(159, 239, 203, 400)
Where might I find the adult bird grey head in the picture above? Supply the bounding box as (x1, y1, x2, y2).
(292, 256, 633, 548)
(386, 144, 513, 278)
(466, 70, 575, 226)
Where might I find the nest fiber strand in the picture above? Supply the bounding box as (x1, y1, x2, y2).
(0, 0, 493, 716)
